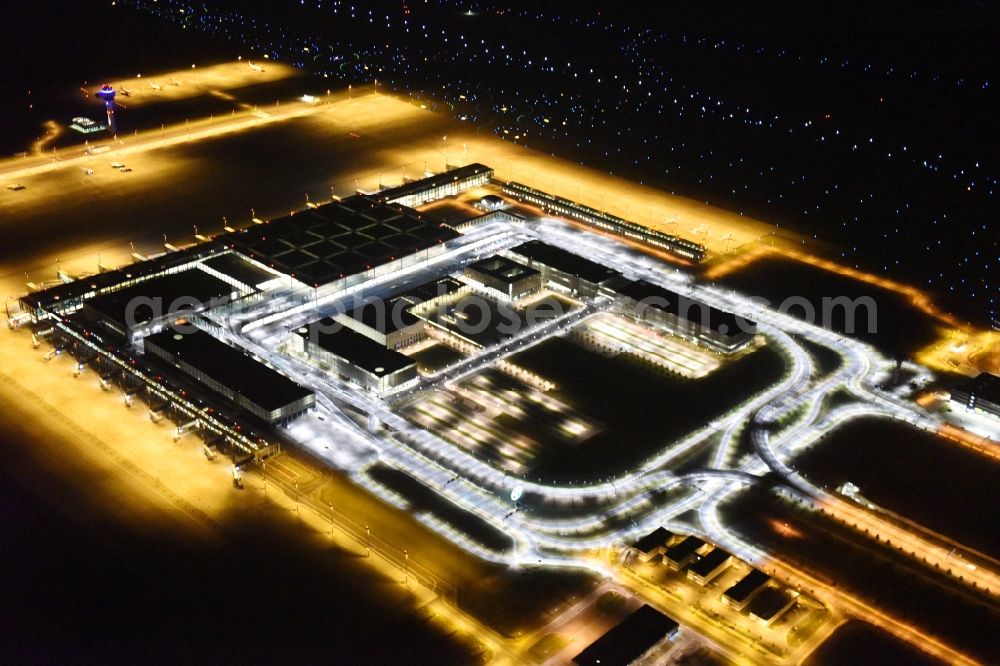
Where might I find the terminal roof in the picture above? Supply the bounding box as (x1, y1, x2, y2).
(232, 195, 459, 287)
(145, 328, 313, 411)
(85, 268, 233, 326)
(297, 318, 415, 377)
(510, 240, 621, 284)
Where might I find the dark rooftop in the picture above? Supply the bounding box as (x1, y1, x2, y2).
(614, 278, 755, 337)
(85, 269, 234, 327)
(231, 195, 459, 287)
(144, 328, 313, 412)
(723, 569, 770, 604)
(342, 299, 421, 334)
(686, 548, 732, 578)
(202, 252, 278, 289)
(396, 277, 465, 305)
(510, 240, 621, 284)
(297, 318, 415, 377)
(747, 587, 794, 622)
(375, 163, 493, 203)
(633, 527, 673, 554)
(466, 255, 539, 284)
(664, 535, 704, 564)
(572, 604, 678, 666)
(960, 372, 1000, 405)
(21, 241, 224, 312)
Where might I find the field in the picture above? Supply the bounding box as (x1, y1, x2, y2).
(793, 417, 1000, 559)
(717, 256, 944, 359)
(807, 621, 943, 666)
(508, 336, 787, 482)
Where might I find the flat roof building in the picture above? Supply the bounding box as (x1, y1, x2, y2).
(463, 255, 541, 300)
(951, 372, 1000, 420)
(83, 268, 236, 342)
(747, 587, 796, 626)
(291, 318, 418, 396)
(663, 535, 707, 570)
(144, 328, 314, 424)
(507, 240, 621, 298)
(611, 278, 756, 353)
(232, 195, 459, 290)
(573, 605, 679, 666)
(722, 569, 771, 610)
(686, 548, 733, 585)
(333, 299, 425, 349)
(501, 180, 706, 263)
(376, 163, 494, 208)
(630, 527, 674, 563)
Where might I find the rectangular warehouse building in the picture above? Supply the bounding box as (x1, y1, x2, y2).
(611, 278, 756, 353)
(291, 318, 418, 396)
(572, 604, 679, 666)
(507, 240, 621, 298)
(144, 328, 315, 423)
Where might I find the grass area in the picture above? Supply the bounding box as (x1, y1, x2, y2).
(510, 336, 786, 482)
(460, 567, 596, 639)
(368, 464, 513, 553)
(595, 590, 626, 615)
(527, 633, 569, 664)
(407, 343, 466, 374)
(806, 620, 942, 666)
(718, 257, 943, 359)
(721, 485, 1000, 664)
(794, 417, 1000, 558)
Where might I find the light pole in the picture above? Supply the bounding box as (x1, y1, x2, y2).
(365, 524, 371, 558)
(403, 549, 409, 585)
(329, 502, 334, 538)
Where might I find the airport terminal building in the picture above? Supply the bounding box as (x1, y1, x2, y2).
(610, 278, 756, 353)
(463, 255, 541, 300)
(145, 328, 315, 424)
(290, 318, 418, 396)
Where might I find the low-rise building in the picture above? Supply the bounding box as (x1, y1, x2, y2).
(573, 604, 680, 666)
(630, 527, 674, 563)
(951, 372, 1000, 420)
(686, 548, 733, 585)
(663, 535, 707, 570)
(144, 328, 314, 424)
(507, 240, 621, 298)
(334, 299, 425, 349)
(722, 568, 770, 610)
(463, 255, 541, 300)
(747, 587, 796, 626)
(611, 278, 756, 353)
(290, 318, 418, 396)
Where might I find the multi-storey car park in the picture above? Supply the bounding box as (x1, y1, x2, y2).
(19, 163, 999, 634)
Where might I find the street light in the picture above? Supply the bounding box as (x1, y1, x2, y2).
(403, 549, 409, 585)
